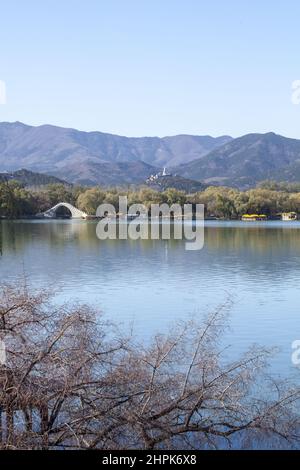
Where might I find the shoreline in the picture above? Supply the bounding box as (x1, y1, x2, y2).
(0, 216, 296, 222)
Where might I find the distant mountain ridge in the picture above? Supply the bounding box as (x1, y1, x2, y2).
(174, 132, 300, 188)
(2, 122, 300, 188)
(0, 168, 68, 187)
(0, 122, 232, 185)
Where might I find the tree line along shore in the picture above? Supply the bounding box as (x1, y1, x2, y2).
(2, 179, 300, 219)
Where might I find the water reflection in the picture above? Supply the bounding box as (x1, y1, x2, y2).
(2, 220, 300, 254)
(1, 220, 300, 376)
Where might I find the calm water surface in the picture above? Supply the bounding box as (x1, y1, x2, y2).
(1, 219, 300, 377)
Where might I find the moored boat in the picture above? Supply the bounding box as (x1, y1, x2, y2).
(241, 214, 267, 222)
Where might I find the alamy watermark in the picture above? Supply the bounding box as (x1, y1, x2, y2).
(95, 197, 204, 251)
(291, 80, 300, 105)
(0, 340, 6, 365)
(0, 80, 6, 104)
(291, 340, 300, 365)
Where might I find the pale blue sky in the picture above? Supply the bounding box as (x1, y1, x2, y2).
(1, 0, 300, 137)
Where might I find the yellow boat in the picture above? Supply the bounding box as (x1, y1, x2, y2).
(241, 214, 267, 222)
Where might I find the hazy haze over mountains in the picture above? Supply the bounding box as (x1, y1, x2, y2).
(0, 122, 231, 185)
(1, 122, 300, 188)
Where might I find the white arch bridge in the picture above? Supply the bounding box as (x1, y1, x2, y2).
(41, 203, 88, 219)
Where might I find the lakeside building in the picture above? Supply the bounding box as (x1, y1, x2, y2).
(282, 212, 297, 221)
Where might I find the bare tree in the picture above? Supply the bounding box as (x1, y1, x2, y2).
(0, 283, 299, 450)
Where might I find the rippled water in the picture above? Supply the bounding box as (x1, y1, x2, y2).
(1, 219, 300, 376)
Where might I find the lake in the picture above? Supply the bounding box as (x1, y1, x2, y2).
(1, 219, 300, 378)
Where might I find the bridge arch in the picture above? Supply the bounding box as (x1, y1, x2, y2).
(42, 202, 88, 219)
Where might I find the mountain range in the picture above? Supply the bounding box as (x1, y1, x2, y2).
(1, 122, 300, 188)
(0, 169, 69, 187)
(176, 132, 300, 188)
(0, 122, 231, 186)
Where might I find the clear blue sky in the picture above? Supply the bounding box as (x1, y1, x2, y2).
(1, 0, 300, 138)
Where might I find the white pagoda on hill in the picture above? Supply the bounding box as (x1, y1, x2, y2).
(147, 167, 172, 183)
